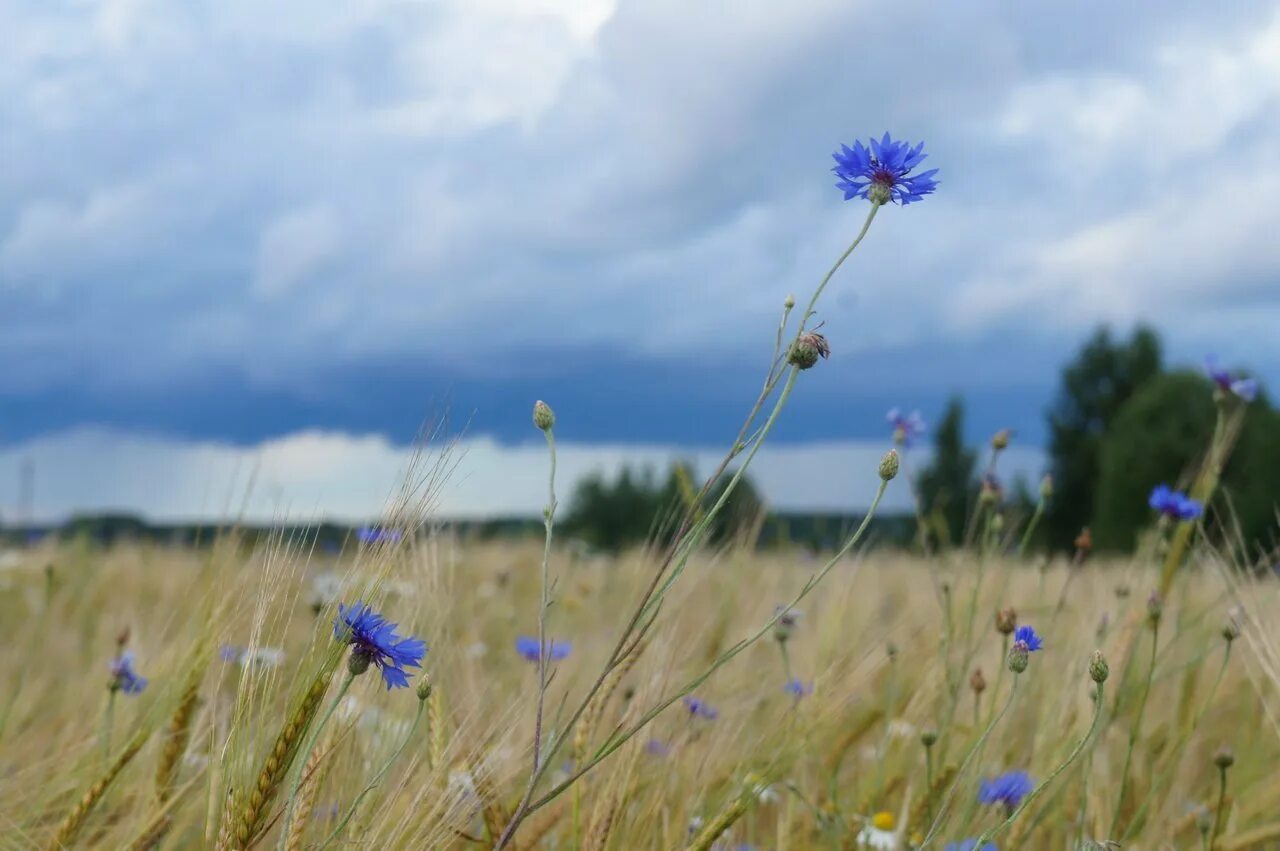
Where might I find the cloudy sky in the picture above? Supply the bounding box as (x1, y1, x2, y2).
(2, 0, 1278, 521)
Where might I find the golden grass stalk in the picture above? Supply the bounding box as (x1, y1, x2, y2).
(46, 724, 153, 850)
(684, 781, 754, 851)
(156, 666, 205, 804)
(230, 668, 334, 849)
(283, 730, 331, 851)
(583, 788, 621, 851)
(428, 684, 447, 771)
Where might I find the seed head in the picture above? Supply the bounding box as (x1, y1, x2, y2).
(878, 449, 899, 482)
(1089, 650, 1109, 683)
(969, 668, 987, 694)
(787, 331, 830, 370)
(996, 607, 1017, 636)
(532, 400, 555, 432)
(1214, 746, 1235, 770)
(991, 429, 1011, 451)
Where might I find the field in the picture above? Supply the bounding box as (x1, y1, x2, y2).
(3, 525, 1278, 850)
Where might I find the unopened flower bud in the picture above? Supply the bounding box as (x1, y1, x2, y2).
(1089, 650, 1109, 683)
(1038, 474, 1054, 500)
(1195, 805, 1213, 835)
(970, 667, 987, 694)
(783, 294, 796, 310)
(116, 626, 131, 649)
(980, 475, 1002, 505)
(1214, 746, 1235, 770)
(1222, 611, 1242, 643)
(996, 607, 1017, 636)
(1146, 591, 1163, 626)
(991, 429, 1011, 451)
(1114, 583, 1130, 600)
(886, 642, 899, 661)
(921, 728, 938, 747)
(1074, 527, 1093, 554)
(416, 677, 433, 702)
(787, 332, 830, 370)
(773, 606, 800, 643)
(348, 652, 372, 677)
(878, 449, 899, 482)
(991, 512, 1005, 533)
(1008, 643, 1029, 674)
(532, 400, 556, 432)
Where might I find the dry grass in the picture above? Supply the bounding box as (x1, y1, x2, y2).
(1, 534, 1277, 850)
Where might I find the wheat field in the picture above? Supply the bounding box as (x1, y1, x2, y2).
(2, 521, 1277, 850)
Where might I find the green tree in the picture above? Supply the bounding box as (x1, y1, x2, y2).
(1045, 325, 1162, 549)
(1093, 371, 1280, 552)
(917, 397, 976, 547)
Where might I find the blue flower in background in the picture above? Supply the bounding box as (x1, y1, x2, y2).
(784, 678, 812, 699)
(108, 651, 148, 695)
(356, 527, 403, 544)
(683, 696, 719, 720)
(945, 841, 997, 851)
(515, 636, 571, 663)
(645, 738, 671, 757)
(833, 133, 939, 205)
(1013, 625, 1043, 652)
(1205, 356, 1258, 403)
(1149, 485, 1203, 521)
(333, 602, 426, 689)
(886, 408, 926, 448)
(979, 770, 1034, 809)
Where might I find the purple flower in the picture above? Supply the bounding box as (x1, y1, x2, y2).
(1149, 484, 1203, 521)
(108, 651, 148, 695)
(645, 738, 671, 757)
(333, 602, 426, 689)
(784, 679, 813, 699)
(886, 408, 927, 448)
(945, 842, 997, 851)
(1013, 625, 1043, 652)
(832, 133, 939, 206)
(1205, 357, 1258, 403)
(356, 527, 403, 544)
(683, 696, 719, 720)
(515, 636, 571, 663)
(979, 770, 1034, 809)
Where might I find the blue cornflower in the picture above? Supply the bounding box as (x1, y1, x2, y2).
(356, 526, 402, 544)
(833, 132, 939, 206)
(979, 770, 1034, 809)
(945, 841, 997, 851)
(887, 407, 926, 448)
(1149, 484, 1203, 521)
(108, 651, 148, 695)
(333, 602, 426, 689)
(1205, 356, 1258, 403)
(683, 696, 719, 720)
(515, 636, 571, 663)
(784, 678, 813, 699)
(1013, 625, 1043, 652)
(645, 738, 671, 757)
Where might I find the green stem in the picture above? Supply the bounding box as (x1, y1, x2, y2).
(527, 482, 890, 815)
(1017, 499, 1045, 558)
(1211, 765, 1229, 848)
(316, 698, 426, 850)
(278, 669, 356, 850)
(921, 676, 1020, 848)
(1110, 624, 1158, 838)
(799, 202, 881, 326)
(101, 691, 117, 763)
(972, 681, 1106, 848)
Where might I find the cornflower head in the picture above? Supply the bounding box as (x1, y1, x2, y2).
(1148, 484, 1203, 521)
(945, 841, 997, 851)
(683, 696, 719, 720)
(333, 602, 426, 689)
(355, 526, 403, 544)
(1008, 625, 1042, 673)
(978, 770, 1034, 811)
(108, 650, 147, 695)
(783, 678, 812, 699)
(514, 635, 571, 663)
(1205, 356, 1258, 403)
(832, 132, 939, 206)
(773, 605, 801, 643)
(886, 408, 926, 448)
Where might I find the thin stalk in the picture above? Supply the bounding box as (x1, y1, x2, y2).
(972, 681, 1106, 848)
(102, 691, 117, 762)
(1110, 624, 1158, 838)
(1017, 498, 1045, 558)
(316, 698, 426, 850)
(1211, 765, 1229, 847)
(278, 670, 355, 850)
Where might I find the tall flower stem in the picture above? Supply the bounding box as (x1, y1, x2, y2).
(278, 670, 355, 850)
(1017, 497, 1045, 558)
(921, 676, 1020, 848)
(972, 682, 1106, 848)
(101, 691, 117, 762)
(493, 204, 882, 850)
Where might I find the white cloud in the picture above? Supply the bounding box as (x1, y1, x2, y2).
(0, 428, 1042, 524)
(254, 206, 342, 298)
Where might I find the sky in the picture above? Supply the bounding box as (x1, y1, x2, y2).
(2, 1, 1279, 521)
